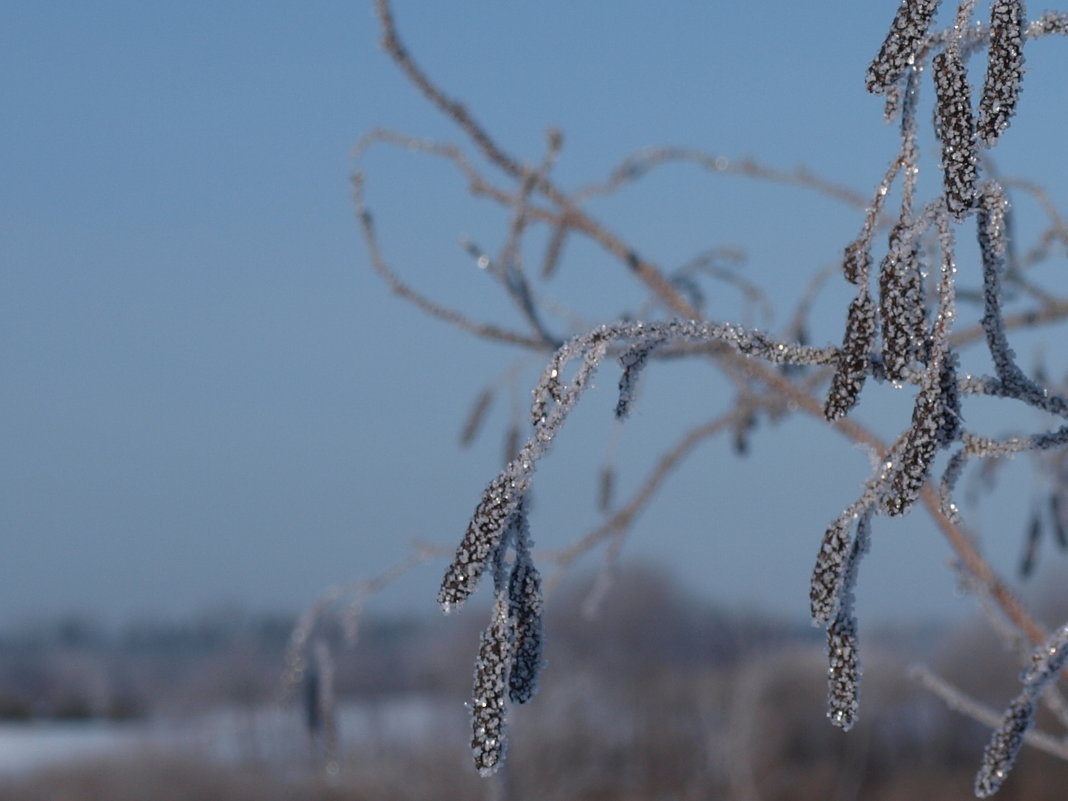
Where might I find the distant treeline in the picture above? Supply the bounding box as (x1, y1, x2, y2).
(3, 565, 1068, 799)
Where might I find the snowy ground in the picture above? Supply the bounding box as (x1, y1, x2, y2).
(0, 695, 461, 776)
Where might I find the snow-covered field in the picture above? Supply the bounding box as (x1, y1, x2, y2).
(0, 695, 461, 776)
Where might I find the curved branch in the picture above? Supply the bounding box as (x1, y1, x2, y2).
(353, 173, 547, 350)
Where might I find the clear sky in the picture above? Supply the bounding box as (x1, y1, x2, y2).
(4, 1, 1068, 630)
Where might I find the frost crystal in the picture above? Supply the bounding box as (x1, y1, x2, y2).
(978, 0, 1026, 147)
(933, 49, 978, 220)
(866, 0, 942, 93)
(824, 291, 876, 421)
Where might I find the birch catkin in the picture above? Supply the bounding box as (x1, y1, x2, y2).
(933, 49, 978, 220)
(879, 224, 927, 382)
(978, 0, 1026, 147)
(824, 291, 876, 421)
(867, 0, 942, 93)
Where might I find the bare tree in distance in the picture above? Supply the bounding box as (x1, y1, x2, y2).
(290, 0, 1068, 796)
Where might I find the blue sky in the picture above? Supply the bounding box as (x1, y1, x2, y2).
(4, 1, 1068, 629)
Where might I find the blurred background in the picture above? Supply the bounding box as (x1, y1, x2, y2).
(5, 1, 1068, 798)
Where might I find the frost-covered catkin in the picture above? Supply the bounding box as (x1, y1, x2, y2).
(975, 696, 1035, 797)
(827, 613, 861, 730)
(812, 505, 873, 629)
(814, 507, 870, 728)
(825, 291, 876, 421)
(933, 50, 978, 220)
(974, 625, 1068, 795)
(866, 0, 942, 93)
(810, 518, 851, 625)
(879, 224, 927, 381)
(842, 239, 872, 286)
(471, 595, 511, 776)
(616, 338, 665, 419)
(884, 383, 943, 516)
(439, 470, 530, 611)
(978, 0, 1026, 147)
(507, 555, 544, 704)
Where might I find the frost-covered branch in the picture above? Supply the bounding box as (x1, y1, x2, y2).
(342, 0, 1068, 793)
